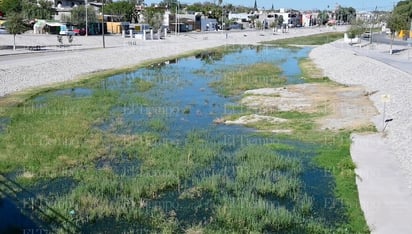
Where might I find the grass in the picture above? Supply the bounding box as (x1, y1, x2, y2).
(262, 32, 345, 46)
(148, 118, 168, 132)
(215, 193, 295, 232)
(209, 63, 286, 96)
(132, 78, 155, 92)
(210, 51, 371, 233)
(0, 90, 120, 178)
(298, 58, 332, 83)
(0, 43, 371, 233)
(42, 131, 222, 231)
(314, 131, 369, 233)
(0, 55, 222, 231)
(298, 50, 370, 233)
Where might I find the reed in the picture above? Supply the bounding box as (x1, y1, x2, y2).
(215, 193, 296, 232)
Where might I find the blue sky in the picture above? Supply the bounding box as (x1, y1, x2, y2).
(144, 0, 398, 11)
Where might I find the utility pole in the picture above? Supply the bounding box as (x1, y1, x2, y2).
(102, 0, 105, 48)
(222, 3, 224, 32)
(175, 5, 177, 35)
(85, 0, 88, 36)
(370, 6, 377, 44)
(177, 2, 179, 36)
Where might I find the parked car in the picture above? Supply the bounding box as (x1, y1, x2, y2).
(225, 23, 243, 30)
(72, 28, 86, 36)
(0, 27, 7, 34)
(59, 29, 75, 36)
(361, 31, 371, 38)
(59, 24, 75, 36)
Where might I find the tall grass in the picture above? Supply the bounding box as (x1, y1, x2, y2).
(215, 193, 295, 232)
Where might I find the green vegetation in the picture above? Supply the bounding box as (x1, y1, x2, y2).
(214, 52, 371, 233)
(0, 89, 120, 177)
(387, 0, 412, 35)
(133, 78, 154, 92)
(0, 44, 371, 233)
(191, 145, 332, 233)
(262, 32, 345, 46)
(43, 131, 221, 231)
(314, 131, 369, 233)
(299, 58, 332, 83)
(210, 63, 286, 96)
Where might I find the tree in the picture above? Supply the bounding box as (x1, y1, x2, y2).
(159, 0, 179, 12)
(388, 0, 412, 33)
(317, 10, 329, 25)
(105, 1, 135, 22)
(71, 5, 98, 27)
(0, 0, 22, 16)
(387, 0, 412, 53)
(347, 19, 366, 38)
(4, 12, 28, 50)
(21, 0, 54, 20)
(335, 6, 356, 23)
(277, 15, 284, 27)
(255, 20, 262, 30)
(142, 6, 164, 33)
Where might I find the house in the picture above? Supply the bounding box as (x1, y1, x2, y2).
(228, 12, 255, 29)
(276, 8, 302, 27)
(301, 11, 318, 27)
(47, 0, 85, 21)
(166, 11, 219, 32)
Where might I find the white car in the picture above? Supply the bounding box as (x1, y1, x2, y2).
(59, 30, 75, 36)
(0, 27, 8, 34)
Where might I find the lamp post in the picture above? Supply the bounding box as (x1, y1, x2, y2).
(101, 0, 105, 48)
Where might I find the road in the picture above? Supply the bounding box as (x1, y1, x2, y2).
(352, 33, 412, 75)
(368, 32, 410, 46)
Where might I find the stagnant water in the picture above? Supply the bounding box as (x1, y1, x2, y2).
(0, 45, 346, 233)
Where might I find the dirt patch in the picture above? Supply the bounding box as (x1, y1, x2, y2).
(236, 83, 377, 131)
(224, 114, 288, 125)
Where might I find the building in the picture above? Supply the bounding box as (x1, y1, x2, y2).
(44, 0, 87, 21)
(276, 8, 302, 27)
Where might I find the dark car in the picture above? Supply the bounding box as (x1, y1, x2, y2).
(225, 23, 243, 30)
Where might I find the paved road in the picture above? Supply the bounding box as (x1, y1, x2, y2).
(370, 32, 411, 46)
(342, 36, 412, 75)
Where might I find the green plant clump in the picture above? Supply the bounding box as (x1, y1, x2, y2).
(210, 63, 286, 96)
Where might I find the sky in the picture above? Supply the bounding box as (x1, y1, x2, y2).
(143, 0, 399, 11)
